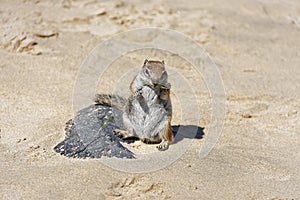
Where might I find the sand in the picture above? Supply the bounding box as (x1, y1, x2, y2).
(0, 0, 299, 199)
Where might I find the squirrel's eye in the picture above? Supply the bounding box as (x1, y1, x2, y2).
(145, 69, 150, 76)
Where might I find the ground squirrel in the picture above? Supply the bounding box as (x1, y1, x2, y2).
(94, 60, 173, 151)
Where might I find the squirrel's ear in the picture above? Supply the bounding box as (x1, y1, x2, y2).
(143, 59, 149, 66)
(161, 60, 165, 65)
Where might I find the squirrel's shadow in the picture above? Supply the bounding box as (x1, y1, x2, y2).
(172, 125, 204, 144)
(122, 125, 204, 144)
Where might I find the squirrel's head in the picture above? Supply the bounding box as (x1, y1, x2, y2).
(142, 59, 169, 87)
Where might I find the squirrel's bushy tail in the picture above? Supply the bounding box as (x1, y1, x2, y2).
(94, 94, 126, 111)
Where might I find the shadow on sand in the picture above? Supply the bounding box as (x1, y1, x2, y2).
(172, 125, 204, 144)
(121, 125, 204, 144)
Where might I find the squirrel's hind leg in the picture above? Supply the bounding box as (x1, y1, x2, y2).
(157, 120, 173, 151)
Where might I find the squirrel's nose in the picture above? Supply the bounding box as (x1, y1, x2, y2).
(153, 79, 159, 85)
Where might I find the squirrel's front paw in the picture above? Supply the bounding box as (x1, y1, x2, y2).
(156, 141, 169, 151)
(135, 89, 143, 95)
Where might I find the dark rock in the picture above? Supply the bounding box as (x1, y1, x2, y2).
(54, 104, 134, 159)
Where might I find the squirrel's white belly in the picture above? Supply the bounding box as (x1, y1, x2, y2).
(128, 86, 168, 139)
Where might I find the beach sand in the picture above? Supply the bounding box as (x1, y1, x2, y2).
(0, 0, 299, 199)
